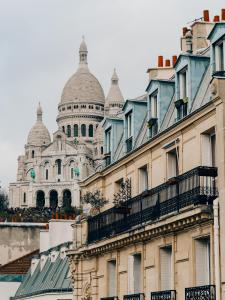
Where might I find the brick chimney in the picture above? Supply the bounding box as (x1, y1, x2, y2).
(203, 10, 210, 22)
(158, 56, 163, 67)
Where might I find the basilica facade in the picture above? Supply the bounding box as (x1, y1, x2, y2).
(9, 38, 124, 208)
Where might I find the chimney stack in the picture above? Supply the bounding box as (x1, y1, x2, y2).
(183, 27, 188, 37)
(158, 56, 163, 68)
(203, 10, 210, 22)
(221, 9, 225, 21)
(165, 59, 171, 67)
(172, 55, 177, 66)
(213, 15, 220, 22)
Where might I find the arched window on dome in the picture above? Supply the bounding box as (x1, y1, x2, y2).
(89, 124, 93, 137)
(62, 126, 65, 133)
(74, 124, 78, 137)
(23, 192, 26, 204)
(101, 146, 104, 155)
(31, 150, 35, 158)
(46, 169, 48, 180)
(67, 125, 71, 137)
(81, 124, 86, 137)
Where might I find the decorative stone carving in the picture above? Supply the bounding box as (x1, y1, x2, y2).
(210, 81, 218, 96)
(82, 282, 92, 300)
(68, 255, 78, 287)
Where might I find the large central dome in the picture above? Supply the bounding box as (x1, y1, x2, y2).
(60, 38, 105, 105)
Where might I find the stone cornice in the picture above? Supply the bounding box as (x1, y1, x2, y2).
(67, 207, 213, 259)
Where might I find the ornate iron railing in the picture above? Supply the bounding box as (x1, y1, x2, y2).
(88, 166, 218, 243)
(185, 285, 215, 300)
(126, 137, 133, 153)
(151, 290, 176, 300)
(124, 293, 145, 300)
(101, 297, 118, 300)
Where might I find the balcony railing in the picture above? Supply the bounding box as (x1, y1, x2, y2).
(101, 297, 118, 300)
(87, 166, 218, 243)
(151, 290, 176, 300)
(185, 285, 215, 300)
(126, 137, 133, 153)
(124, 293, 145, 300)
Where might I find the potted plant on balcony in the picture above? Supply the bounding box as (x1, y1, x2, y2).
(113, 178, 131, 214)
(81, 190, 108, 215)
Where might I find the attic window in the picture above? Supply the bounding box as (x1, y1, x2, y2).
(215, 39, 225, 72)
(179, 67, 188, 99)
(150, 92, 158, 118)
(105, 127, 111, 153)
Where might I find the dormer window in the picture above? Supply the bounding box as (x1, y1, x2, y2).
(148, 92, 158, 138)
(215, 39, 224, 73)
(105, 127, 111, 166)
(125, 111, 133, 153)
(175, 67, 188, 121)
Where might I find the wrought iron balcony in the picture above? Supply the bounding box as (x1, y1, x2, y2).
(124, 293, 145, 300)
(151, 290, 176, 300)
(87, 166, 218, 243)
(101, 297, 118, 300)
(185, 285, 215, 300)
(126, 137, 133, 153)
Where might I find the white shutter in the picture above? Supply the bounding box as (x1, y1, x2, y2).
(128, 255, 134, 294)
(108, 260, 116, 296)
(160, 247, 172, 290)
(134, 254, 141, 293)
(195, 238, 210, 285)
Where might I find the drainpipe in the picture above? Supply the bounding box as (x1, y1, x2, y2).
(213, 198, 221, 300)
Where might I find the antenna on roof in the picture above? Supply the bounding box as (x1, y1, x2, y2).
(187, 16, 203, 25)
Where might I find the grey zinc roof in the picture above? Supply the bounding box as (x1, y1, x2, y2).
(13, 248, 72, 299)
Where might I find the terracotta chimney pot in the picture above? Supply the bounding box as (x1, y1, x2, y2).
(172, 55, 177, 66)
(158, 56, 163, 68)
(221, 9, 225, 21)
(165, 59, 171, 67)
(214, 15, 220, 22)
(203, 10, 210, 22)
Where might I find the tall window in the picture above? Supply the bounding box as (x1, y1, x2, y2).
(81, 124, 86, 137)
(108, 260, 116, 297)
(89, 124, 93, 137)
(151, 93, 158, 118)
(56, 159, 62, 175)
(126, 111, 133, 138)
(179, 69, 187, 99)
(167, 148, 179, 178)
(201, 132, 216, 167)
(31, 150, 35, 158)
(195, 237, 210, 285)
(74, 124, 78, 137)
(45, 169, 48, 180)
(71, 168, 74, 179)
(105, 128, 111, 153)
(160, 246, 172, 290)
(139, 165, 148, 192)
(23, 192, 26, 204)
(128, 254, 141, 294)
(62, 126, 65, 133)
(215, 41, 224, 72)
(67, 125, 71, 137)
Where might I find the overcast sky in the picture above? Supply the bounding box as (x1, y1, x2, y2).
(0, 0, 224, 189)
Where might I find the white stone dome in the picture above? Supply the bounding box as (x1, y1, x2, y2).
(61, 67, 105, 104)
(27, 103, 51, 146)
(60, 38, 105, 104)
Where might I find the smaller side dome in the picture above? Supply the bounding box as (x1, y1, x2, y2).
(27, 103, 51, 146)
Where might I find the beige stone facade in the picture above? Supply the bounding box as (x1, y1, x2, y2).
(68, 11, 225, 300)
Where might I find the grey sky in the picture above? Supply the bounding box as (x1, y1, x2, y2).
(0, 0, 224, 189)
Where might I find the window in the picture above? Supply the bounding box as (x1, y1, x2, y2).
(179, 69, 187, 99)
(201, 131, 216, 167)
(71, 168, 74, 179)
(167, 148, 179, 178)
(81, 124, 86, 137)
(31, 150, 35, 158)
(105, 128, 111, 153)
(88, 124, 93, 137)
(74, 124, 78, 137)
(151, 93, 158, 118)
(139, 165, 148, 192)
(108, 260, 116, 297)
(160, 246, 172, 290)
(23, 192, 26, 204)
(176, 68, 188, 120)
(100, 146, 103, 155)
(128, 254, 141, 294)
(126, 111, 133, 138)
(74, 105, 79, 109)
(45, 169, 48, 180)
(62, 126, 65, 133)
(115, 178, 123, 193)
(195, 237, 210, 285)
(67, 125, 71, 137)
(215, 40, 224, 72)
(56, 159, 62, 175)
